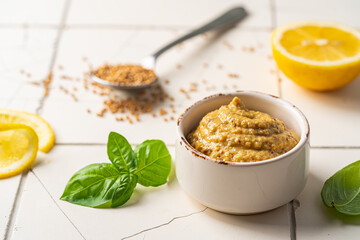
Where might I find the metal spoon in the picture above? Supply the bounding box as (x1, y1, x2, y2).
(91, 6, 247, 90)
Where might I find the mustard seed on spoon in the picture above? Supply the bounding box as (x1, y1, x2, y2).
(91, 7, 247, 90)
(93, 64, 157, 87)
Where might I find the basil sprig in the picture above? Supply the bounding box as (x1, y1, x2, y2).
(321, 160, 360, 215)
(60, 132, 171, 208)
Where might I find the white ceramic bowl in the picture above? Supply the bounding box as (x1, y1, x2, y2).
(176, 91, 310, 214)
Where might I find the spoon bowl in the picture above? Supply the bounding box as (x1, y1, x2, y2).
(91, 7, 247, 90)
(91, 55, 159, 90)
(90, 73, 159, 90)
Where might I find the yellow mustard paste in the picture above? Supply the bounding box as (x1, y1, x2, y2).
(187, 97, 299, 162)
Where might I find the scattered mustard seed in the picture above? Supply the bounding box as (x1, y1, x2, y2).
(228, 73, 239, 78)
(43, 72, 52, 97)
(222, 39, 233, 50)
(159, 109, 167, 116)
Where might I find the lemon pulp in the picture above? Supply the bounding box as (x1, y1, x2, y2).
(280, 25, 360, 62)
(272, 21, 360, 91)
(0, 109, 55, 153)
(0, 123, 38, 179)
(0, 130, 30, 167)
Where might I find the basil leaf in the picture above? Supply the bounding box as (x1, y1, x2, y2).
(61, 132, 172, 209)
(321, 160, 360, 215)
(111, 173, 137, 208)
(60, 163, 137, 208)
(134, 140, 171, 187)
(107, 132, 136, 173)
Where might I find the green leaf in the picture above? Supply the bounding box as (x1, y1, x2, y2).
(61, 133, 172, 209)
(134, 140, 171, 187)
(111, 173, 138, 208)
(107, 132, 136, 173)
(60, 163, 137, 208)
(321, 160, 360, 215)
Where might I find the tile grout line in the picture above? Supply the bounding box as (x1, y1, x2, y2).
(310, 146, 360, 149)
(287, 200, 298, 240)
(272, 0, 296, 235)
(29, 170, 86, 240)
(121, 207, 208, 240)
(55, 142, 107, 146)
(35, 0, 72, 115)
(269, 0, 282, 98)
(0, 23, 272, 32)
(31, 1, 87, 239)
(270, 0, 277, 30)
(271, 0, 296, 238)
(0, 23, 60, 29)
(65, 25, 273, 32)
(3, 1, 74, 239)
(3, 172, 28, 240)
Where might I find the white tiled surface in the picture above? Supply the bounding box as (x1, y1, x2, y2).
(0, 28, 57, 107)
(296, 149, 360, 239)
(41, 28, 277, 144)
(282, 74, 360, 147)
(0, 0, 66, 26)
(129, 206, 290, 240)
(0, 176, 21, 239)
(275, 0, 360, 28)
(29, 146, 206, 240)
(67, 0, 272, 29)
(11, 172, 84, 240)
(1, 0, 360, 239)
(0, 31, 50, 237)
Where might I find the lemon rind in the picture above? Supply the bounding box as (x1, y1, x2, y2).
(0, 109, 55, 153)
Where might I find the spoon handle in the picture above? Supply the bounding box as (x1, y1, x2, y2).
(152, 7, 247, 59)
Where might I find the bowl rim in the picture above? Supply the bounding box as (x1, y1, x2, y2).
(176, 90, 310, 167)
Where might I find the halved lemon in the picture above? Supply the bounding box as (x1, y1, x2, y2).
(0, 123, 38, 179)
(0, 109, 55, 153)
(272, 21, 360, 91)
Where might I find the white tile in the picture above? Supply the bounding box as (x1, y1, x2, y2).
(0, 28, 56, 77)
(67, 0, 272, 29)
(0, 175, 21, 239)
(0, 0, 66, 25)
(41, 28, 278, 144)
(281, 74, 360, 147)
(130, 206, 290, 240)
(10, 172, 84, 240)
(0, 57, 47, 236)
(0, 100, 42, 115)
(275, 0, 360, 28)
(31, 145, 208, 239)
(296, 149, 360, 239)
(0, 28, 58, 108)
(0, 33, 53, 235)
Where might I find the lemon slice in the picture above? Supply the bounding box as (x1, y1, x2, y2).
(0, 123, 38, 179)
(272, 21, 360, 91)
(0, 109, 55, 153)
